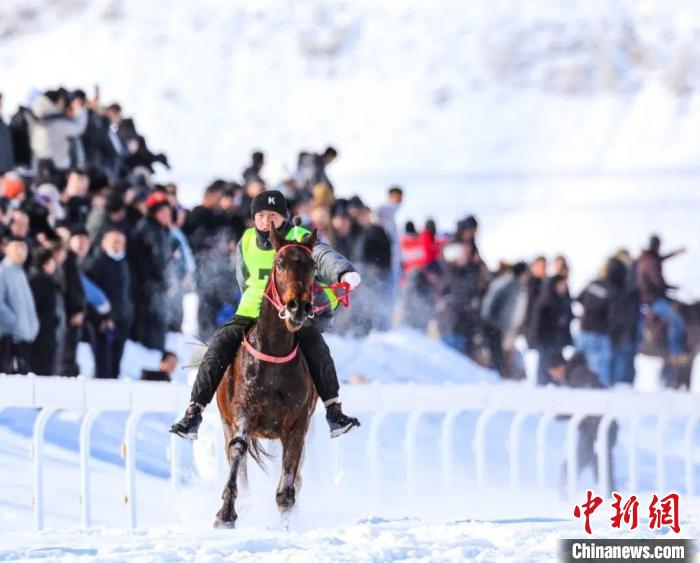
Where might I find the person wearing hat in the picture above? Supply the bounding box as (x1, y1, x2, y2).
(171, 190, 362, 440)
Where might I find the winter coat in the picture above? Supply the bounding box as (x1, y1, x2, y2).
(27, 96, 87, 170)
(577, 279, 614, 334)
(83, 250, 133, 326)
(354, 225, 392, 272)
(128, 216, 173, 350)
(528, 281, 573, 348)
(436, 262, 487, 335)
(636, 250, 670, 304)
(481, 272, 527, 333)
(62, 251, 87, 317)
(0, 258, 39, 342)
(0, 118, 14, 173)
(9, 109, 31, 166)
(28, 269, 62, 374)
(183, 205, 225, 255)
(400, 234, 427, 275)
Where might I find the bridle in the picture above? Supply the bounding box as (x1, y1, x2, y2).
(262, 243, 352, 319)
(244, 243, 353, 365)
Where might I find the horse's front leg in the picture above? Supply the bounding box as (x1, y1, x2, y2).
(276, 421, 309, 521)
(215, 423, 247, 529)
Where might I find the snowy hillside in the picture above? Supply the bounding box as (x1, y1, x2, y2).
(3, 0, 700, 185)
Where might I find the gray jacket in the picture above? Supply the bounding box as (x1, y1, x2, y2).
(0, 259, 39, 342)
(236, 225, 355, 329)
(28, 95, 87, 170)
(480, 272, 527, 333)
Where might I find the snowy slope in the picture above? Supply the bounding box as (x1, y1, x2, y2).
(3, 0, 700, 185)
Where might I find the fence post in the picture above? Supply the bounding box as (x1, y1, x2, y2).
(474, 409, 498, 490)
(79, 409, 101, 527)
(565, 413, 587, 500)
(594, 415, 616, 498)
(123, 411, 144, 529)
(536, 414, 554, 491)
(367, 410, 391, 503)
(655, 415, 668, 492)
(508, 411, 532, 490)
(404, 410, 426, 499)
(440, 409, 463, 494)
(684, 416, 699, 496)
(33, 407, 57, 531)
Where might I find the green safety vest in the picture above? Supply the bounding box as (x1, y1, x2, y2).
(235, 226, 337, 318)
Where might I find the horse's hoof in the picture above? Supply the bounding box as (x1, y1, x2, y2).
(213, 519, 236, 529)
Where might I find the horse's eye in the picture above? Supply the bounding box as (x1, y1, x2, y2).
(276, 260, 283, 271)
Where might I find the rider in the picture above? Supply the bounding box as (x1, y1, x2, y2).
(171, 190, 361, 439)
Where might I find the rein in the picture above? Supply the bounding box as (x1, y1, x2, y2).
(262, 243, 354, 316)
(249, 242, 354, 365)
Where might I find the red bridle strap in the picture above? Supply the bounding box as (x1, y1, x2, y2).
(243, 332, 299, 364)
(263, 244, 313, 313)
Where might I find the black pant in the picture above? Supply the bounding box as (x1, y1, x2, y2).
(93, 321, 130, 379)
(61, 324, 82, 377)
(0, 338, 30, 374)
(190, 315, 340, 406)
(484, 324, 504, 376)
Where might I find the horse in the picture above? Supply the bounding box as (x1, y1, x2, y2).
(213, 224, 319, 528)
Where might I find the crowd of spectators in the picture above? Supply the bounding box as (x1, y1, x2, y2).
(0, 86, 693, 391)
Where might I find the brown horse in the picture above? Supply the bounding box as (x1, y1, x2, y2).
(214, 224, 319, 528)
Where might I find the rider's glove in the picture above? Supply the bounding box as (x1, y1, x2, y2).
(341, 271, 362, 290)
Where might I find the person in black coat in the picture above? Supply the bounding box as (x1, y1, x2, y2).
(528, 274, 573, 385)
(128, 193, 173, 351)
(28, 249, 62, 375)
(60, 225, 89, 376)
(351, 206, 393, 334)
(83, 229, 133, 378)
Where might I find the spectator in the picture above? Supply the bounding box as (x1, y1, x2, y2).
(636, 235, 686, 357)
(549, 352, 617, 494)
(182, 182, 230, 340)
(398, 261, 441, 332)
(295, 146, 337, 194)
(352, 206, 393, 334)
(609, 251, 639, 384)
(28, 249, 62, 375)
(88, 191, 129, 246)
(436, 242, 489, 355)
(242, 151, 265, 184)
(576, 262, 620, 387)
(524, 256, 547, 346)
(420, 219, 440, 266)
(26, 89, 88, 183)
(0, 93, 15, 174)
(553, 255, 570, 278)
(240, 179, 265, 221)
(399, 221, 426, 280)
(83, 229, 133, 379)
(60, 225, 89, 376)
(9, 208, 30, 240)
(141, 351, 178, 381)
(0, 237, 39, 373)
(528, 274, 573, 385)
(8, 102, 31, 167)
(480, 262, 529, 377)
(62, 169, 91, 224)
(128, 192, 173, 351)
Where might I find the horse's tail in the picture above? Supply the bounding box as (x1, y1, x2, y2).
(248, 437, 273, 470)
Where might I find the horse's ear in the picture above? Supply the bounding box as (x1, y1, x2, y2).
(269, 223, 284, 251)
(303, 228, 318, 249)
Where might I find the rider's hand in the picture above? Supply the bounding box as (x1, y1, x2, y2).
(342, 271, 362, 290)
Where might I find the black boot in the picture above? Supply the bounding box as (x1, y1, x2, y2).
(170, 402, 204, 440)
(326, 403, 360, 438)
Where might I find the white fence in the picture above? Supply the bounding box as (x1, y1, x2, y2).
(1, 375, 699, 530)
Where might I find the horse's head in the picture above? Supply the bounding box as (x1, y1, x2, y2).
(268, 224, 318, 332)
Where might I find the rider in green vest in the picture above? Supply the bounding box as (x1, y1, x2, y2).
(171, 190, 361, 439)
